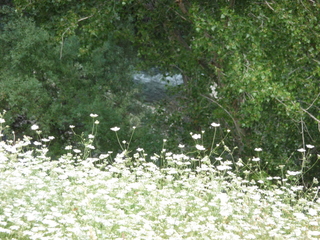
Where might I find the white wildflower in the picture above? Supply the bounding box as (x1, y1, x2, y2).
(192, 134, 201, 140)
(65, 145, 72, 150)
(110, 126, 120, 132)
(196, 144, 206, 151)
(31, 124, 39, 130)
(293, 212, 307, 220)
(309, 231, 320, 236)
(287, 170, 301, 176)
(308, 208, 317, 216)
(217, 165, 232, 171)
(86, 144, 95, 150)
(99, 154, 110, 159)
(211, 122, 220, 127)
(150, 156, 158, 161)
(42, 219, 58, 227)
(73, 149, 81, 153)
(165, 228, 175, 236)
(33, 141, 42, 146)
(313, 178, 319, 184)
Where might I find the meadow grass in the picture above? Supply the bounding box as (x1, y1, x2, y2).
(0, 114, 319, 239)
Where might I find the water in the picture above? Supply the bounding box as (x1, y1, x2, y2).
(133, 72, 183, 86)
(133, 71, 183, 102)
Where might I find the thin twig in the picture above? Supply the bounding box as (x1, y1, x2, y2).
(60, 27, 70, 60)
(305, 92, 320, 111)
(275, 97, 320, 124)
(300, 107, 320, 124)
(60, 14, 94, 59)
(265, 1, 275, 11)
(77, 15, 94, 22)
(276, 97, 320, 133)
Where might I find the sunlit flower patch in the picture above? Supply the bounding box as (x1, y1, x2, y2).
(0, 115, 319, 239)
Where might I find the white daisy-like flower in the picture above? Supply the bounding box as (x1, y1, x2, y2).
(211, 122, 220, 127)
(217, 165, 232, 171)
(196, 144, 206, 151)
(192, 134, 201, 140)
(297, 148, 306, 152)
(150, 156, 158, 161)
(309, 231, 320, 236)
(86, 144, 95, 150)
(31, 124, 39, 130)
(308, 208, 317, 216)
(33, 141, 42, 146)
(90, 113, 98, 118)
(306, 144, 314, 149)
(88, 134, 94, 139)
(99, 154, 110, 159)
(287, 170, 301, 176)
(254, 148, 262, 152)
(110, 126, 120, 132)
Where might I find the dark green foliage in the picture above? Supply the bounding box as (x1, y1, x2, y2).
(0, 8, 163, 158)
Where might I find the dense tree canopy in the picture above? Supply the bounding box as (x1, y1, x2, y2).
(1, 0, 319, 180)
(0, 6, 162, 156)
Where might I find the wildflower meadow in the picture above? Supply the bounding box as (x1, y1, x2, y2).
(0, 112, 319, 240)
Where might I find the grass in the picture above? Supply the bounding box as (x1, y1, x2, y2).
(0, 114, 319, 239)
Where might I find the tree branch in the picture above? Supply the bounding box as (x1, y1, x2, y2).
(60, 14, 94, 59)
(265, 1, 275, 11)
(77, 14, 94, 22)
